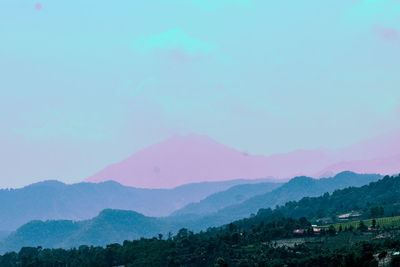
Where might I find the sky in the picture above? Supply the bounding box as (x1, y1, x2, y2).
(0, 0, 399, 188)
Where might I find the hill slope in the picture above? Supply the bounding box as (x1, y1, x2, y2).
(171, 182, 282, 216)
(0, 172, 383, 253)
(274, 174, 400, 220)
(0, 209, 170, 253)
(182, 172, 382, 230)
(0, 178, 267, 231)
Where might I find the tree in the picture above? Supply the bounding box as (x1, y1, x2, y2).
(176, 228, 189, 240)
(371, 206, 385, 218)
(215, 257, 228, 267)
(358, 221, 368, 232)
(392, 255, 400, 267)
(328, 225, 336, 236)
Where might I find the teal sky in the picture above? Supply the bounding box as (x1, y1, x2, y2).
(0, 0, 399, 187)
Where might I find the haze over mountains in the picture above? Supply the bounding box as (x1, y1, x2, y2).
(87, 132, 400, 188)
(172, 172, 381, 218)
(0, 172, 384, 252)
(171, 182, 283, 217)
(87, 134, 325, 188)
(1, 131, 398, 253)
(174, 172, 382, 231)
(0, 178, 272, 232)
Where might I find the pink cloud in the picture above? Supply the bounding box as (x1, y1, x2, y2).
(35, 3, 42, 10)
(169, 49, 194, 63)
(373, 26, 400, 42)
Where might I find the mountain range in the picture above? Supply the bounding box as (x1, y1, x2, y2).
(86, 131, 400, 188)
(176, 172, 382, 231)
(0, 171, 382, 253)
(0, 178, 272, 232)
(171, 182, 283, 217)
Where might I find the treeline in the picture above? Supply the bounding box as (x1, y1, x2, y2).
(2, 174, 400, 266)
(272, 175, 400, 222)
(0, 216, 312, 266)
(1, 215, 400, 266)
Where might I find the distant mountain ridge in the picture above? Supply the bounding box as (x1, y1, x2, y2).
(86, 134, 336, 188)
(86, 132, 400, 188)
(171, 182, 283, 216)
(0, 178, 270, 231)
(315, 154, 400, 178)
(180, 172, 382, 230)
(0, 172, 382, 253)
(0, 210, 169, 253)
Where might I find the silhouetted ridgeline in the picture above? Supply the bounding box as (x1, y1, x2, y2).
(171, 182, 283, 216)
(174, 172, 382, 230)
(0, 178, 272, 231)
(2, 174, 400, 266)
(0, 172, 386, 253)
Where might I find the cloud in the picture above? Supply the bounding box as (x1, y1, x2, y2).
(373, 26, 400, 42)
(132, 28, 215, 56)
(348, 0, 400, 27)
(346, 0, 400, 43)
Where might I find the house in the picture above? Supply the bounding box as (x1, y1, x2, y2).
(337, 211, 362, 221)
(293, 229, 306, 234)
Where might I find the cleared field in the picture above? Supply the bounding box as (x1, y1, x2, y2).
(322, 216, 400, 231)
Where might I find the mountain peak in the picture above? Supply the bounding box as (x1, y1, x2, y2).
(86, 134, 337, 189)
(27, 180, 66, 188)
(85, 131, 400, 189)
(86, 134, 266, 188)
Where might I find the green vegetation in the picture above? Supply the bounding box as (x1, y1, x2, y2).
(0, 179, 270, 232)
(0, 172, 385, 253)
(324, 216, 400, 231)
(185, 172, 382, 230)
(270, 175, 400, 224)
(1, 214, 400, 266)
(1, 174, 400, 266)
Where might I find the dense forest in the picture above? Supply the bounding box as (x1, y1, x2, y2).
(1, 214, 400, 266)
(177, 172, 382, 231)
(1, 175, 400, 266)
(273, 174, 400, 222)
(0, 172, 382, 252)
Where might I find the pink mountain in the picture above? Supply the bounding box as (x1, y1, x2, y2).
(315, 129, 400, 178)
(314, 154, 400, 178)
(87, 131, 400, 188)
(86, 134, 335, 188)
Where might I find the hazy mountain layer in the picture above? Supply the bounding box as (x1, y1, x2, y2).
(182, 172, 382, 230)
(87, 132, 400, 188)
(171, 182, 282, 216)
(0, 178, 269, 231)
(0, 172, 383, 253)
(87, 134, 336, 188)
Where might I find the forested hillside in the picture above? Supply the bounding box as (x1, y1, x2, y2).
(0, 178, 269, 231)
(274, 174, 400, 221)
(0, 172, 390, 254)
(179, 172, 382, 230)
(2, 209, 400, 266)
(172, 182, 282, 216)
